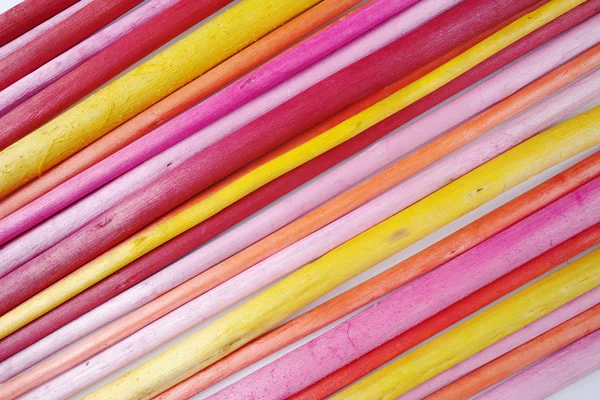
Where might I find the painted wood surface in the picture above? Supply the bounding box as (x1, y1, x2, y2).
(0, 0, 548, 299)
(0, 0, 78, 46)
(0, 0, 364, 219)
(0, 0, 435, 250)
(0, 0, 144, 98)
(0, 5, 565, 372)
(0, 0, 321, 197)
(332, 249, 600, 399)
(0, 0, 183, 116)
(422, 298, 600, 400)
(160, 152, 600, 399)
(476, 328, 600, 400)
(0, 0, 576, 340)
(291, 225, 600, 400)
(0, 0, 93, 60)
(212, 174, 600, 399)
(79, 107, 600, 398)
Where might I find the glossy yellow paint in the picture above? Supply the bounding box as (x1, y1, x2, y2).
(0, 0, 322, 197)
(334, 248, 600, 399)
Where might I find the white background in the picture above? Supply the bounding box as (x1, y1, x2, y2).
(1, 0, 599, 399)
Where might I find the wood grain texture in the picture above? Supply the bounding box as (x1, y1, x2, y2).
(0, 0, 363, 219)
(0, 0, 144, 99)
(0, 0, 544, 296)
(82, 107, 600, 399)
(293, 226, 600, 400)
(476, 328, 600, 400)
(213, 175, 600, 399)
(5, 13, 583, 393)
(0, 0, 320, 197)
(0, 0, 429, 249)
(422, 299, 600, 400)
(0, 0, 573, 341)
(332, 250, 600, 399)
(0, 2, 561, 372)
(0, 0, 93, 60)
(0, 0, 79, 46)
(0, 0, 183, 116)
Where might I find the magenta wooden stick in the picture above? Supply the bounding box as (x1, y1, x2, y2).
(211, 176, 600, 399)
(476, 328, 600, 400)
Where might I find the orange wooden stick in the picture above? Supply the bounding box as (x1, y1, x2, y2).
(425, 304, 600, 400)
(0, 0, 363, 218)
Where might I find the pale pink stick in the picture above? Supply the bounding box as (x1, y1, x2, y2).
(0, 0, 449, 277)
(18, 65, 600, 400)
(1, 28, 593, 384)
(400, 286, 600, 400)
(476, 328, 600, 400)
(207, 100, 600, 400)
(0, 0, 94, 60)
(0, 0, 433, 254)
(0, 0, 181, 116)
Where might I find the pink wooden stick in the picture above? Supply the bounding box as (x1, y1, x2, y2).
(0, 0, 182, 116)
(476, 328, 600, 400)
(211, 175, 600, 400)
(0, 0, 93, 60)
(0, 0, 430, 254)
(17, 67, 600, 400)
(400, 286, 600, 400)
(1, 31, 595, 384)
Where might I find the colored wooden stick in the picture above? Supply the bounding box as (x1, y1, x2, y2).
(213, 174, 600, 399)
(331, 249, 600, 399)
(422, 300, 600, 400)
(0, 0, 544, 294)
(0, 0, 78, 46)
(476, 328, 600, 400)
(0, 0, 144, 98)
(0, 0, 93, 60)
(0, 0, 183, 116)
(0, 0, 433, 252)
(0, 0, 576, 337)
(291, 225, 600, 400)
(0, 3, 560, 371)
(0, 0, 364, 218)
(8, 35, 593, 398)
(82, 105, 600, 399)
(0, 0, 320, 197)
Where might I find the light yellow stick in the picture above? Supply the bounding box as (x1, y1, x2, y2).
(0, 0, 322, 197)
(333, 249, 600, 400)
(0, 0, 584, 340)
(83, 108, 600, 399)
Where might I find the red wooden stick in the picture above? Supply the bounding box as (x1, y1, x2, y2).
(0, 0, 144, 93)
(0, 0, 234, 148)
(289, 226, 600, 399)
(0, 0, 78, 46)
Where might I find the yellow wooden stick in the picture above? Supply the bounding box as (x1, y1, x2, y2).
(83, 107, 600, 399)
(0, 0, 586, 341)
(333, 249, 600, 400)
(0, 0, 322, 197)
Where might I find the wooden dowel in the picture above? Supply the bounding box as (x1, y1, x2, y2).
(0, 0, 431, 252)
(0, 0, 321, 197)
(475, 328, 600, 400)
(0, 0, 79, 46)
(212, 173, 600, 399)
(0, 0, 144, 97)
(423, 300, 600, 400)
(292, 226, 600, 400)
(0, 0, 364, 218)
(331, 250, 600, 399)
(0, 0, 93, 60)
(0, 2, 556, 371)
(0, 0, 182, 116)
